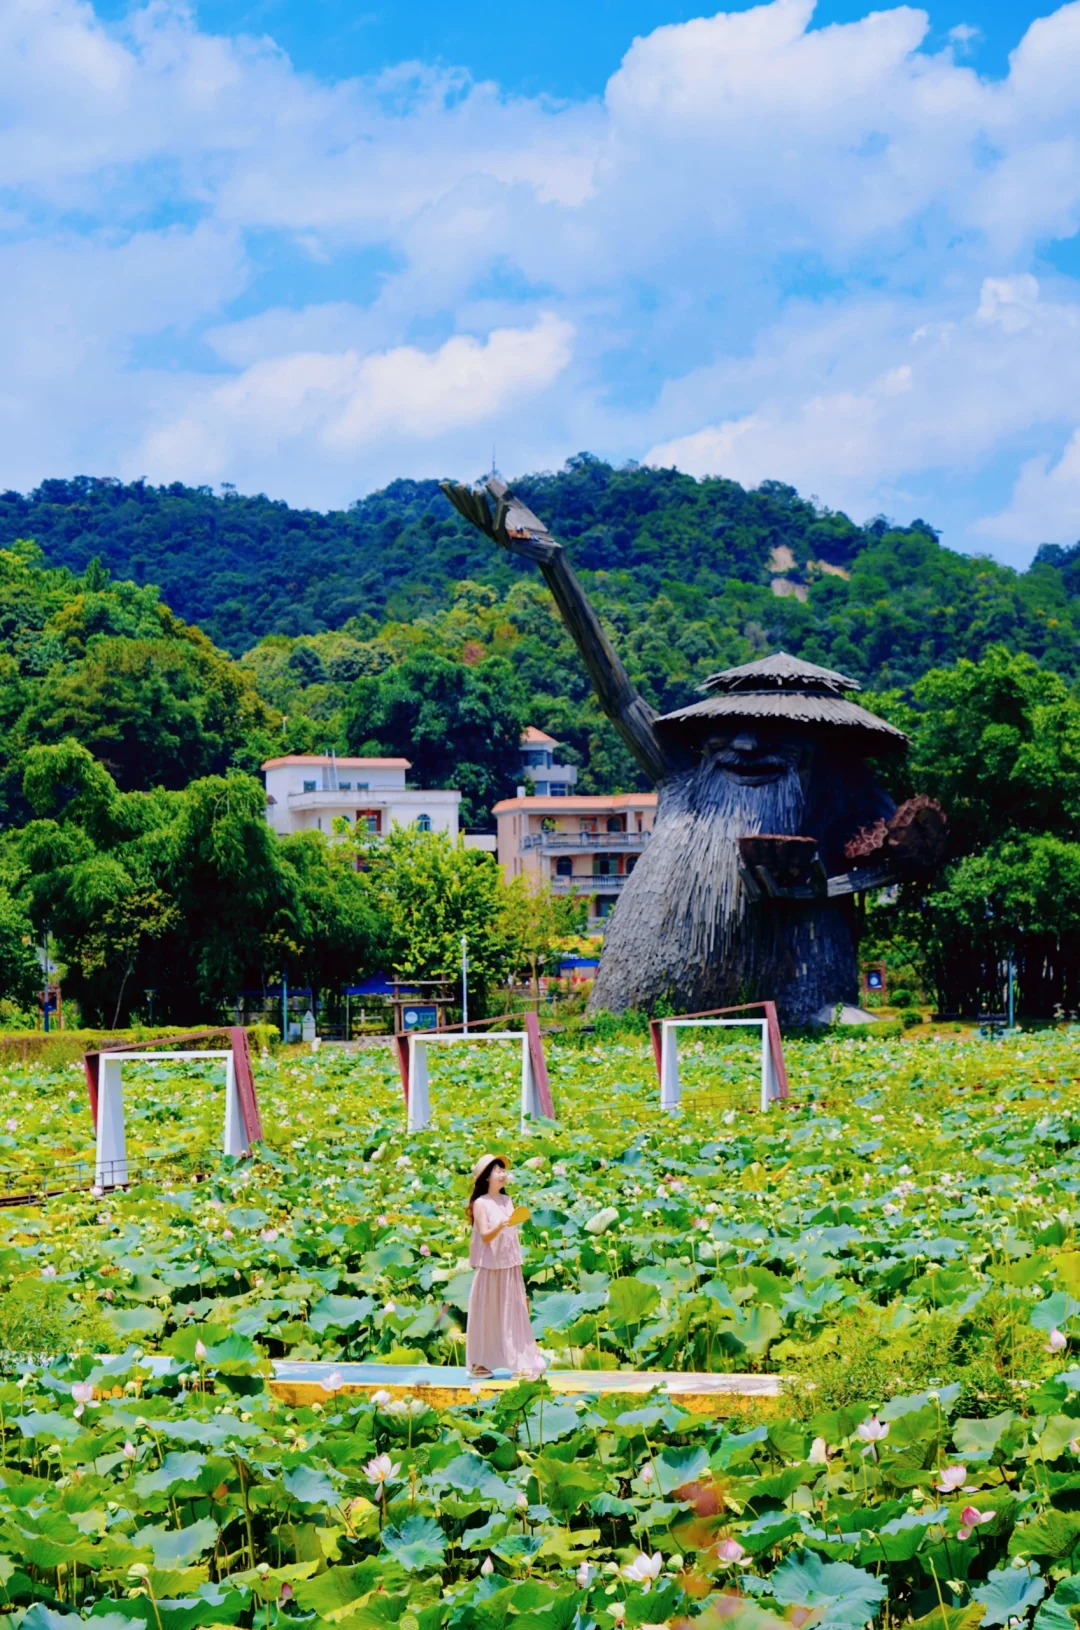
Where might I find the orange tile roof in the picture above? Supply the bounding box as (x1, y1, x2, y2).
(520, 726, 559, 745)
(493, 792, 657, 813)
(261, 755, 412, 770)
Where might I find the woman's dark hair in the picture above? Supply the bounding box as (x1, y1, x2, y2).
(466, 1159, 506, 1222)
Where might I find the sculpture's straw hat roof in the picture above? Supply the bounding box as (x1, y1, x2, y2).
(657, 651, 908, 751)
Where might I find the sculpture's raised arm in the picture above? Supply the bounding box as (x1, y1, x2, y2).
(441, 477, 674, 785)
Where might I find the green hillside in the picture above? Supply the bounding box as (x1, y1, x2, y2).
(5, 458, 1079, 689)
(5, 455, 1080, 815)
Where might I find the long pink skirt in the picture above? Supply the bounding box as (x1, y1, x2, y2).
(466, 1266, 543, 1375)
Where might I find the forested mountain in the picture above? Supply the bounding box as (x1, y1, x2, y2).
(5, 455, 1080, 816)
(5, 458, 1080, 1019)
(4, 459, 1080, 688)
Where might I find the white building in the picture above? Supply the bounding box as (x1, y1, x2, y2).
(262, 755, 461, 840)
(518, 727, 579, 796)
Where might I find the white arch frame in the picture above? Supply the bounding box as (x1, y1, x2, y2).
(405, 1032, 546, 1134)
(93, 1050, 251, 1188)
(656, 1018, 782, 1114)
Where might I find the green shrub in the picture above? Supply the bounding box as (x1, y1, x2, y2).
(889, 986, 913, 1008)
(0, 1282, 112, 1375)
(899, 1007, 924, 1028)
(249, 1021, 279, 1054)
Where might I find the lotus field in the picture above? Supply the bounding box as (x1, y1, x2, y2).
(5, 1028, 1080, 1630)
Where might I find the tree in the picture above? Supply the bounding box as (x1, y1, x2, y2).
(272, 831, 387, 1012)
(907, 647, 1080, 854)
(342, 653, 526, 828)
(498, 875, 588, 1000)
(365, 827, 506, 1013)
(867, 647, 1080, 1017)
(165, 772, 297, 1012)
(0, 888, 43, 1013)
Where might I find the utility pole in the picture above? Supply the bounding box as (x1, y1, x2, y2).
(1007, 954, 1015, 1032)
(461, 935, 469, 1031)
(42, 928, 50, 1034)
(282, 964, 289, 1045)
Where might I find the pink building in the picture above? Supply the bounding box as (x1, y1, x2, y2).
(493, 790, 658, 931)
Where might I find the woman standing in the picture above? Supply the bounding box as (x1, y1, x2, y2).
(466, 1153, 545, 1379)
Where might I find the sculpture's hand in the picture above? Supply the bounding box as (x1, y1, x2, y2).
(441, 478, 560, 565)
(440, 471, 676, 785)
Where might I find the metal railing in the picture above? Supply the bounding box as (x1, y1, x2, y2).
(549, 874, 630, 893)
(0, 1154, 192, 1206)
(521, 831, 650, 851)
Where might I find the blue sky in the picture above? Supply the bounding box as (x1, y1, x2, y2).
(4, 0, 1080, 565)
(94, 0, 1061, 99)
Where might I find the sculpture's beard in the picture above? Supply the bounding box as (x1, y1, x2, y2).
(592, 752, 807, 1003)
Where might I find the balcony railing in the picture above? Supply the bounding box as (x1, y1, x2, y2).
(550, 874, 630, 893)
(287, 789, 392, 804)
(521, 830, 650, 852)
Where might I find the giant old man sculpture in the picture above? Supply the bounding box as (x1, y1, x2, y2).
(443, 477, 945, 1024)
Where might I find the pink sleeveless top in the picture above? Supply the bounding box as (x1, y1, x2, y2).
(469, 1193, 523, 1269)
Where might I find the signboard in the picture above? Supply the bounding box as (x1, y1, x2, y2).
(862, 962, 886, 994)
(402, 1005, 439, 1031)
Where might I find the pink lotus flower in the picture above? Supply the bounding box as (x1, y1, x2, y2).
(71, 1382, 94, 1406)
(280, 1584, 293, 1602)
(716, 1539, 745, 1564)
(958, 1506, 994, 1541)
(936, 1464, 968, 1492)
(808, 1437, 829, 1466)
(480, 1557, 494, 1576)
(856, 1416, 889, 1455)
(194, 1339, 208, 1362)
(364, 1453, 400, 1484)
(1045, 1328, 1068, 1353)
(576, 1561, 596, 1588)
(122, 1441, 137, 1462)
(371, 1389, 392, 1406)
(321, 1371, 344, 1394)
(420, 1244, 431, 1256)
(377, 1215, 388, 1227)
(639, 1462, 655, 1484)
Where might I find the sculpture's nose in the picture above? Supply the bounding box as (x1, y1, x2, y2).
(731, 732, 759, 754)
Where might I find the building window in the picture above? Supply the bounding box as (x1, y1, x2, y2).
(556, 857, 573, 877)
(533, 782, 548, 796)
(338, 781, 352, 791)
(593, 854, 619, 877)
(356, 810, 381, 834)
(549, 783, 567, 796)
(626, 855, 637, 874)
(417, 813, 432, 832)
(356, 783, 369, 792)
(606, 815, 625, 833)
(303, 780, 317, 792)
(580, 816, 598, 833)
(596, 896, 617, 918)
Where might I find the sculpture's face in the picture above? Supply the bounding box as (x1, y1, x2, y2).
(702, 728, 815, 787)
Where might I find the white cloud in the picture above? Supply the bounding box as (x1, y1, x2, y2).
(128, 313, 575, 485)
(643, 275, 1080, 548)
(1, 0, 1080, 549)
(976, 431, 1080, 546)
